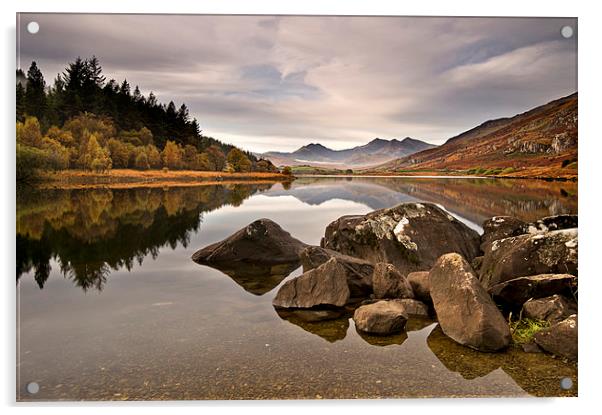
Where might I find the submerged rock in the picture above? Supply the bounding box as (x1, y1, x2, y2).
(429, 253, 511, 352)
(534, 314, 578, 361)
(272, 258, 350, 309)
(488, 274, 577, 309)
(299, 246, 374, 297)
(522, 294, 578, 324)
(200, 261, 300, 296)
(479, 229, 578, 289)
(372, 262, 414, 299)
(407, 271, 431, 303)
(321, 202, 481, 275)
(353, 300, 409, 335)
(192, 218, 307, 264)
(275, 309, 350, 343)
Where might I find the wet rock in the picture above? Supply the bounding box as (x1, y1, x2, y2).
(192, 218, 307, 264)
(321, 202, 481, 276)
(523, 294, 577, 324)
(479, 229, 578, 289)
(481, 216, 528, 251)
(407, 271, 431, 303)
(353, 300, 409, 335)
(372, 262, 414, 299)
(275, 309, 350, 343)
(429, 253, 511, 351)
(527, 214, 578, 234)
(488, 274, 577, 308)
(299, 246, 374, 297)
(533, 315, 578, 361)
(272, 258, 350, 309)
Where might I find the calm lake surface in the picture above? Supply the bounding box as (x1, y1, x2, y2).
(16, 177, 578, 400)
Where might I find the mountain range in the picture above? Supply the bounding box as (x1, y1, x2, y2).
(370, 93, 577, 178)
(261, 137, 436, 168)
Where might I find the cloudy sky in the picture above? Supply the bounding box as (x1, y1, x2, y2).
(18, 14, 577, 152)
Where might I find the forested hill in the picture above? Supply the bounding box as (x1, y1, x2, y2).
(16, 57, 275, 181)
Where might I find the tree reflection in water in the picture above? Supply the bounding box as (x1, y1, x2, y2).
(16, 184, 273, 291)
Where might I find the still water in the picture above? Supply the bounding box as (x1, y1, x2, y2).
(16, 177, 578, 400)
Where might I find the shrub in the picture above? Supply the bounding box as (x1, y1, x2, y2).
(282, 166, 293, 176)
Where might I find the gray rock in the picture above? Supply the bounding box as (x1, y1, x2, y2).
(534, 315, 578, 361)
(527, 214, 578, 234)
(321, 202, 481, 276)
(488, 274, 577, 308)
(407, 271, 431, 303)
(479, 229, 578, 289)
(353, 300, 408, 335)
(299, 246, 374, 297)
(272, 258, 350, 308)
(192, 218, 307, 264)
(429, 253, 511, 352)
(522, 294, 577, 324)
(372, 262, 414, 299)
(481, 216, 528, 251)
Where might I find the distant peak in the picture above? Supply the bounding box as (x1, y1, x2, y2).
(369, 137, 386, 143)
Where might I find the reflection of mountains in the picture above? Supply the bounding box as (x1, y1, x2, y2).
(16, 184, 273, 291)
(265, 177, 577, 225)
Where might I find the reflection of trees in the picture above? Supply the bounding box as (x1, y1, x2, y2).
(16, 184, 272, 291)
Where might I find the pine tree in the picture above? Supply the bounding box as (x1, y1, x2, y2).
(24, 61, 47, 120)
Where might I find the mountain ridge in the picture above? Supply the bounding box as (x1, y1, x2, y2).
(262, 137, 436, 168)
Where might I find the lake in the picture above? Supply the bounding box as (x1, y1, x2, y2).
(16, 176, 578, 400)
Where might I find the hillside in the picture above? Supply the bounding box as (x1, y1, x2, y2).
(370, 93, 577, 179)
(263, 137, 436, 168)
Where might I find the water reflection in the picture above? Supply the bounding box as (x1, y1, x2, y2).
(275, 309, 350, 343)
(16, 184, 273, 290)
(211, 262, 301, 295)
(17, 177, 577, 293)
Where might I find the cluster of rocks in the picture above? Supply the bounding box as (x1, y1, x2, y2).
(192, 203, 577, 361)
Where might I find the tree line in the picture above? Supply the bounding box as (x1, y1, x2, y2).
(16, 57, 279, 181)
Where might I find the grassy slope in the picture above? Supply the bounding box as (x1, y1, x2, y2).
(366, 94, 578, 179)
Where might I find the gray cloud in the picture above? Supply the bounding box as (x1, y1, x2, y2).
(18, 14, 577, 152)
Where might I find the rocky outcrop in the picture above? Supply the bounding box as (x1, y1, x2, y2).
(534, 315, 578, 361)
(299, 246, 374, 297)
(429, 253, 511, 351)
(481, 216, 527, 251)
(353, 300, 408, 335)
(522, 295, 577, 324)
(372, 262, 414, 299)
(407, 271, 431, 303)
(479, 229, 578, 289)
(488, 274, 577, 308)
(321, 202, 481, 275)
(272, 258, 350, 309)
(192, 218, 307, 264)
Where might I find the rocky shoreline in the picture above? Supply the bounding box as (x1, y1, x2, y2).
(192, 202, 577, 362)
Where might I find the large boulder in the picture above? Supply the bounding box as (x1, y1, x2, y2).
(321, 202, 481, 275)
(407, 271, 431, 303)
(192, 218, 307, 264)
(353, 300, 408, 335)
(488, 274, 577, 308)
(522, 295, 577, 324)
(272, 258, 350, 309)
(533, 315, 578, 361)
(429, 253, 511, 352)
(479, 229, 578, 289)
(372, 262, 414, 299)
(481, 216, 528, 251)
(299, 246, 374, 297)
(527, 214, 578, 234)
